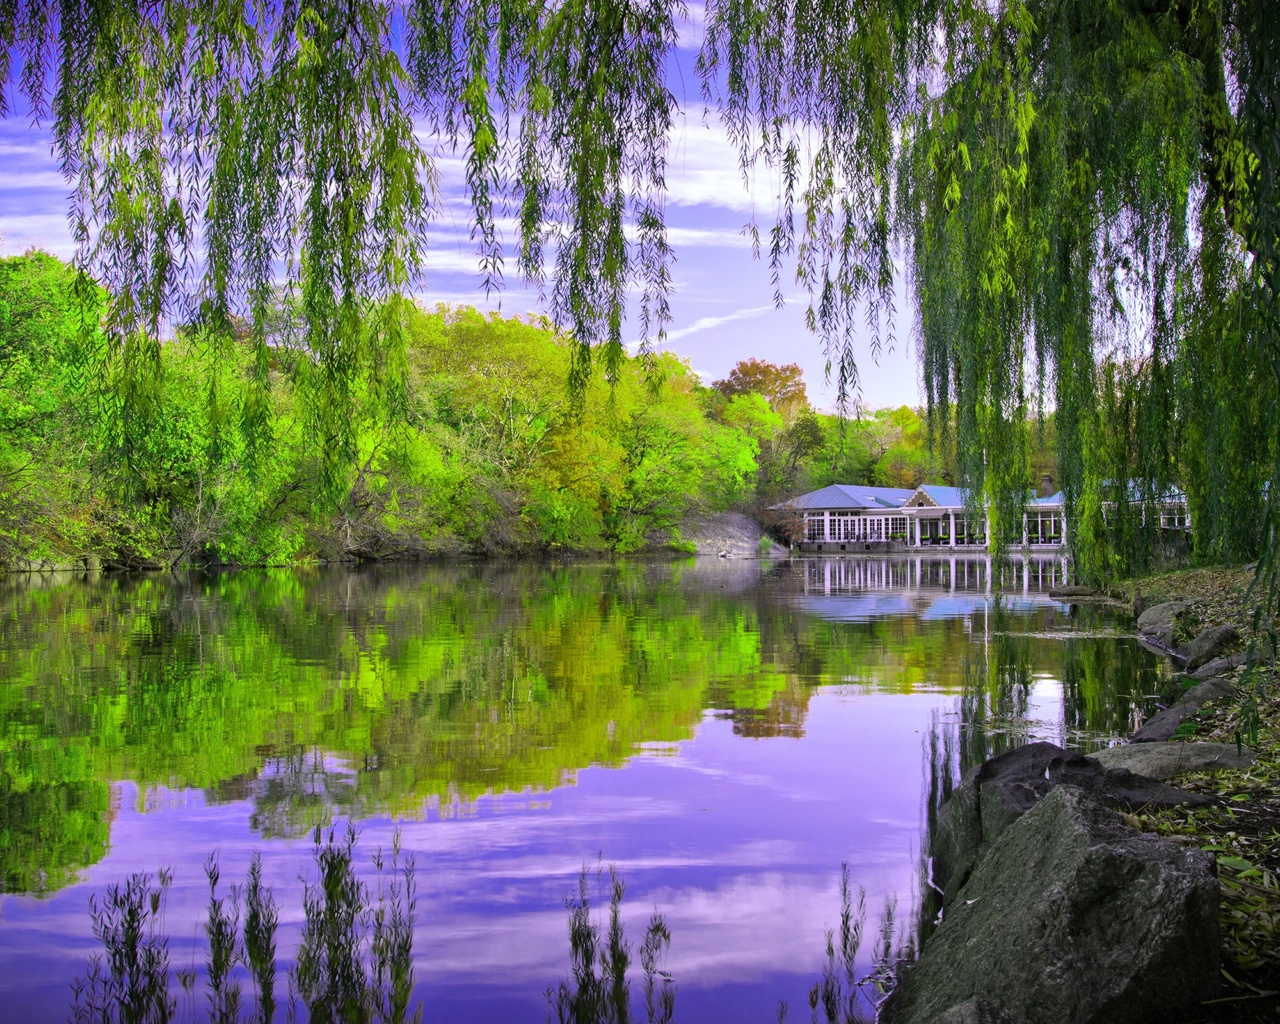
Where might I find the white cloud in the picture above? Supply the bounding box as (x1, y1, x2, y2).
(0, 214, 75, 257)
(675, 2, 707, 50)
(662, 298, 794, 343)
(665, 120, 758, 212)
(664, 225, 752, 249)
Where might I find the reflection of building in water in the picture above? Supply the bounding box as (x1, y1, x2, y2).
(796, 554, 1071, 598)
(772, 481, 1190, 554)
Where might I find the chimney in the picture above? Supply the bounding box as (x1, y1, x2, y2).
(1040, 473, 1054, 497)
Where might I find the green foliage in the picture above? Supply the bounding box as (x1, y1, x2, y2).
(0, 260, 770, 564)
(0, 252, 102, 562)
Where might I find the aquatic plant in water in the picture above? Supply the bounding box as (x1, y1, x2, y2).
(71, 868, 177, 1024)
(546, 864, 675, 1024)
(70, 828, 419, 1024)
(70, 835, 909, 1023)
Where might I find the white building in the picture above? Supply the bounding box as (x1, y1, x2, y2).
(775, 483, 1069, 554)
(776, 481, 1192, 554)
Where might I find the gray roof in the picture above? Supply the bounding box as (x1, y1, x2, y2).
(777, 484, 917, 511)
(915, 485, 969, 508)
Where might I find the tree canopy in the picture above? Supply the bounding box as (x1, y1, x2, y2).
(1, 0, 1276, 578)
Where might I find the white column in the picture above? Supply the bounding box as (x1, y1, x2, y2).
(1022, 512, 1028, 549)
(949, 556, 956, 591)
(949, 512, 957, 547)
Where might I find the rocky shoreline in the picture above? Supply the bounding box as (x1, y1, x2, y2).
(883, 565, 1280, 1024)
(2, 512, 788, 572)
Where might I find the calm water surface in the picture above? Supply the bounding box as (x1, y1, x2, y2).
(0, 556, 1168, 1022)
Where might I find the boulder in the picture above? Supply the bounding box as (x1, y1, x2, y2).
(1130, 703, 1197, 742)
(927, 1000, 1030, 1024)
(1184, 625, 1241, 671)
(929, 742, 1207, 904)
(674, 512, 782, 558)
(1135, 600, 1189, 634)
(1191, 652, 1248, 679)
(1175, 676, 1236, 708)
(1089, 741, 1253, 780)
(1048, 586, 1098, 599)
(882, 787, 1220, 1024)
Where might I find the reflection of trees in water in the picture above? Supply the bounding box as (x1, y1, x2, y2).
(713, 675, 813, 738)
(240, 749, 356, 840)
(0, 561, 1163, 892)
(0, 781, 113, 894)
(1060, 640, 1165, 743)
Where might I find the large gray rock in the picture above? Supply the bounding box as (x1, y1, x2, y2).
(1048, 586, 1099, 599)
(1132, 673, 1235, 741)
(926, 1000, 1030, 1024)
(1089, 741, 1253, 779)
(674, 512, 782, 558)
(1175, 676, 1237, 708)
(1191, 652, 1248, 679)
(1130, 702, 1197, 742)
(1184, 624, 1241, 671)
(930, 742, 1206, 904)
(882, 787, 1220, 1024)
(1135, 600, 1189, 633)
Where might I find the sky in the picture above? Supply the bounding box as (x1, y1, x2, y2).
(0, 17, 923, 413)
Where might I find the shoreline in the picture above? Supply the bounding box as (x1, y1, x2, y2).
(886, 561, 1280, 1024)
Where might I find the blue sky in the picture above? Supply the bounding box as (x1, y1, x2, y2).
(0, 17, 922, 413)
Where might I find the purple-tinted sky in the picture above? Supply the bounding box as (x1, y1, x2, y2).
(0, 15, 922, 412)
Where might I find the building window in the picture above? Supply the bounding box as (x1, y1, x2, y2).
(1028, 510, 1061, 544)
(1161, 505, 1189, 529)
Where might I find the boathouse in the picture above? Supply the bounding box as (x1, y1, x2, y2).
(775, 481, 1189, 554)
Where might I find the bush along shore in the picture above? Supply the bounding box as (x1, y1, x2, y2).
(885, 563, 1280, 1024)
(2, 253, 985, 573)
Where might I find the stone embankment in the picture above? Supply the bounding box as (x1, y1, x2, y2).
(673, 512, 787, 558)
(882, 744, 1224, 1024)
(884, 566, 1280, 1024)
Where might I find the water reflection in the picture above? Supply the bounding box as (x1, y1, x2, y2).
(0, 557, 1168, 1022)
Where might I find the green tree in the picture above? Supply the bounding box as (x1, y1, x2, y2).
(2, 1, 1276, 580)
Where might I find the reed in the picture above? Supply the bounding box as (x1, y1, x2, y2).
(546, 864, 675, 1024)
(71, 839, 905, 1024)
(71, 868, 176, 1024)
(70, 830, 418, 1024)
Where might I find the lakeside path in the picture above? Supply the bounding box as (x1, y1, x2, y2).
(1112, 565, 1280, 1021)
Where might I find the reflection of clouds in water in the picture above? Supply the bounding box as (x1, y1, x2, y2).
(405, 870, 893, 990)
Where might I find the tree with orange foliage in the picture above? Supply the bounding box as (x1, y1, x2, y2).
(712, 360, 810, 424)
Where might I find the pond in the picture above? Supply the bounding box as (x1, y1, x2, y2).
(0, 555, 1169, 1022)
